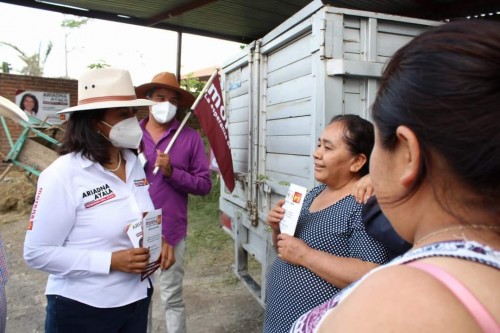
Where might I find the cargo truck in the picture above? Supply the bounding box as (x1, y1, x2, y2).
(218, 0, 438, 306)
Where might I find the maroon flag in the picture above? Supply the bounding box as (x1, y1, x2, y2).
(194, 75, 235, 192)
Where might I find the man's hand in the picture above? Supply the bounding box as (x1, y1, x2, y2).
(155, 150, 173, 178)
(160, 239, 175, 270)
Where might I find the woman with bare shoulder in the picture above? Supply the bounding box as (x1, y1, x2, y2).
(292, 20, 500, 333)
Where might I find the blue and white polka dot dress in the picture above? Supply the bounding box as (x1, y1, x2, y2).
(264, 184, 390, 333)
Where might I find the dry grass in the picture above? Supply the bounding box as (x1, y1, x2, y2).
(0, 165, 36, 214)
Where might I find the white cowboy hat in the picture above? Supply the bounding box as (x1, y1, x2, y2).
(0, 95, 29, 123)
(58, 68, 155, 114)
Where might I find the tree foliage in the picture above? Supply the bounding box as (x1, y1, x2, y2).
(181, 74, 205, 97)
(1, 62, 12, 73)
(88, 61, 110, 69)
(62, 16, 90, 77)
(61, 17, 89, 29)
(0, 41, 53, 76)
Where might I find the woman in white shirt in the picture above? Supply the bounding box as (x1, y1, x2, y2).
(24, 68, 175, 333)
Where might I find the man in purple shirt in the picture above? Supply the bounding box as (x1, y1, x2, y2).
(136, 72, 212, 333)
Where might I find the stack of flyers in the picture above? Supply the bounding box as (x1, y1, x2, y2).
(127, 208, 163, 280)
(126, 220, 143, 248)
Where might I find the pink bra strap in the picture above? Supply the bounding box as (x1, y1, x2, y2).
(407, 261, 499, 333)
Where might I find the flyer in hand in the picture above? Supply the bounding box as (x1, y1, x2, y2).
(126, 220, 143, 248)
(280, 183, 307, 236)
(127, 209, 163, 281)
(140, 209, 162, 280)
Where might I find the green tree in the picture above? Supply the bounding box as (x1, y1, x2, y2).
(1, 62, 12, 73)
(0, 41, 53, 76)
(180, 74, 205, 97)
(61, 16, 89, 77)
(88, 61, 110, 69)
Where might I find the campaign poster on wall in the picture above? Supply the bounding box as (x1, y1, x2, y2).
(15, 90, 70, 125)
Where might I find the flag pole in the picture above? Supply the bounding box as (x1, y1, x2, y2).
(152, 68, 220, 175)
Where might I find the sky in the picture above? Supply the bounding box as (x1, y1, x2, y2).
(0, 2, 244, 85)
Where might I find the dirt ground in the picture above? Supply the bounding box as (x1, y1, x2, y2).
(0, 166, 263, 333)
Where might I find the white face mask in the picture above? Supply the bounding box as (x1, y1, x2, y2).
(100, 117, 143, 149)
(151, 101, 177, 124)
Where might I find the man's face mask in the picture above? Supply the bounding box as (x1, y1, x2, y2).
(151, 101, 177, 124)
(100, 117, 143, 149)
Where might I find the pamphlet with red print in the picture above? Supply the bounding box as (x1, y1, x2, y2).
(280, 183, 307, 236)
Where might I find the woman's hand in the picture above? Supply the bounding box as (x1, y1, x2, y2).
(352, 174, 374, 204)
(276, 233, 312, 267)
(267, 199, 285, 233)
(155, 150, 173, 178)
(160, 239, 175, 271)
(111, 248, 150, 274)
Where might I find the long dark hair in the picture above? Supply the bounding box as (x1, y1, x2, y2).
(19, 93, 39, 115)
(372, 20, 500, 217)
(58, 109, 112, 165)
(330, 114, 374, 176)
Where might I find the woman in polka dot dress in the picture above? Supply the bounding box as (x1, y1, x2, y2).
(264, 115, 391, 333)
(291, 20, 500, 333)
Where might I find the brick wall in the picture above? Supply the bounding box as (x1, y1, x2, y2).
(0, 73, 78, 157)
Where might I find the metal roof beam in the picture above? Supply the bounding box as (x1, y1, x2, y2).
(147, 0, 219, 27)
(0, 0, 252, 43)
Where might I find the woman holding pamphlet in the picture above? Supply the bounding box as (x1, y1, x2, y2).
(264, 114, 392, 333)
(23, 68, 174, 333)
(291, 20, 500, 333)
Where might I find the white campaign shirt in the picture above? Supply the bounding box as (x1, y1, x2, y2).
(24, 150, 154, 308)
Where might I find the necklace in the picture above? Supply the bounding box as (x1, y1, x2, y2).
(103, 152, 122, 172)
(415, 224, 500, 245)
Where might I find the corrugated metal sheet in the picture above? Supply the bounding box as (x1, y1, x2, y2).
(325, 0, 500, 20)
(2, 0, 500, 43)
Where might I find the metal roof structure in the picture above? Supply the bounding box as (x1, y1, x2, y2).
(2, 0, 499, 78)
(2, 0, 500, 44)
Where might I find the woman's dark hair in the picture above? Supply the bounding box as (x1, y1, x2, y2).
(20, 93, 39, 115)
(330, 114, 374, 176)
(58, 109, 112, 164)
(372, 20, 500, 213)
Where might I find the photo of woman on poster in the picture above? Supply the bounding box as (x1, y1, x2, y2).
(19, 93, 39, 116)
